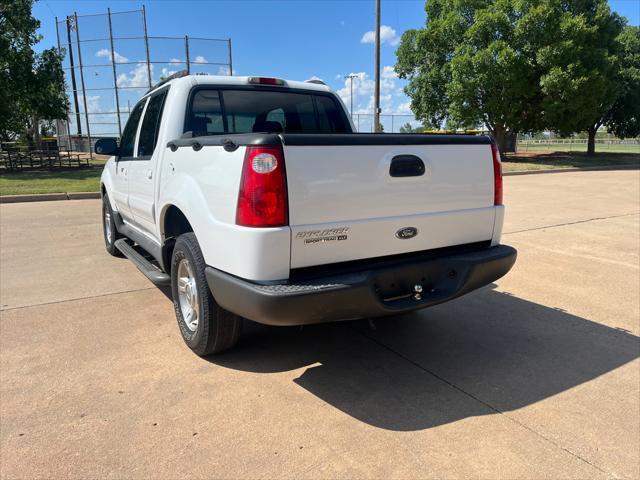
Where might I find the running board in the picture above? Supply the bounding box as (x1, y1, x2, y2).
(114, 239, 171, 286)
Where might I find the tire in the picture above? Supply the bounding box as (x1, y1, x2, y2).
(102, 195, 122, 257)
(171, 232, 242, 356)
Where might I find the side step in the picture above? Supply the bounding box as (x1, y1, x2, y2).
(114, 239, 171, 286)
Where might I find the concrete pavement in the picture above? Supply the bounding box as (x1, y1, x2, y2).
(1, 170, 638, 479)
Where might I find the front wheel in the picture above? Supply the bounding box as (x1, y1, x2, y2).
(171, 232, 242, 356)
(102, 195, 122, 256)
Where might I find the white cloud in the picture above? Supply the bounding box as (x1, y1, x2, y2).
(193, 55, 207, 64)
(169, 58, 183, 64)
(336, 66, 409, 117)
(382, 66, 397, 79)
(217, 66, 231, 75)
(117, 63, 153, 88)
(335, 74, 342, 80)
(95, 48, 128, 63)
(396, 102, 413, 115)
(78, 94, 101, 114)
(161, 67, 178, 79)
(360, 25, 400, 46)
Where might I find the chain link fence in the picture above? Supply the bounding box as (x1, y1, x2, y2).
(517, 134, 640, 154)
(54, 8, 233, 155)
(350, 113, 421, 133)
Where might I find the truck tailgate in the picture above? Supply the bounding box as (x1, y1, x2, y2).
(282, 135, 497, 269)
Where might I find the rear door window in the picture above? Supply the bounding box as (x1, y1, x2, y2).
(119, 101, 145, 158)
(137, 89, 169, 158)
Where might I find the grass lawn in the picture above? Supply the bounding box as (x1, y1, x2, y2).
(0, 164, 104, 196)
(502, 151, 640, 172)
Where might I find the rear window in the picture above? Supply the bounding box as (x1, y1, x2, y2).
(185, 88, 351, 135)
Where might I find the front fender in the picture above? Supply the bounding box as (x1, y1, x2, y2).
(100, 157, 117, 211)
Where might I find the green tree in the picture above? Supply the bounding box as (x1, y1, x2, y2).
(537, 0, 624, 155)
(395, 0, 626, 155)
(399, 122, 433, 133)
(605, 26, 640, 139)
(395, 0, 545, 152)
(0, 0, 67, 142)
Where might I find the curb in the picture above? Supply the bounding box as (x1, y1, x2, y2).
(0, 192, 101, 204)
(503, 164, 639, 176)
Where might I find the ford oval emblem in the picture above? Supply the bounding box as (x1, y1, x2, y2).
(395, 227, 418, 239)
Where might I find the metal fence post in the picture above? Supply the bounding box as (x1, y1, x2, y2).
(185, 35, 190, 74)
(55, 17, 72, 149)
(142, 5, 152, 88)
(66, 16, 82, 136)
(107, 8, 122, 136)
(73, 12, 92, 159)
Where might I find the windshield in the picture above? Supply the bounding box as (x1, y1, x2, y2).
(185, 88, 351, 136)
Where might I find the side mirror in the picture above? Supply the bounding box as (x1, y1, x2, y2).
(95, 138, 119, 156)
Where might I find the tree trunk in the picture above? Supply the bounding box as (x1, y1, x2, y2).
(493, 124, 507, 154)
(587, 127, 596, 156)
(31, 114, 41, 149)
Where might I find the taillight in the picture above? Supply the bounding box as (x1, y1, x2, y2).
(491, 143, 503, 205)
(236, 145, 288, 227)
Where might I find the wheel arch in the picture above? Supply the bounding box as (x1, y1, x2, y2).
(160, 204, 195, 273)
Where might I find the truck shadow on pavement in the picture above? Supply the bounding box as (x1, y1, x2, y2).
(210, 284, 639, 431)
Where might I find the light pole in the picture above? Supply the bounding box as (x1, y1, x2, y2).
(344, 74, 359, 121)
(373, 0, 381, 133)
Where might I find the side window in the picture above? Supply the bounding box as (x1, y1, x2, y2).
(316, 96, 350, 133)
(188, 90, 225, 135)
(137, 90, 168, 157)
(119, 101, 145, 158)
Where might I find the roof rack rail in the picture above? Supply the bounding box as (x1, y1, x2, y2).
(305, 79, 326, 86)
(146, 70, 189, 94)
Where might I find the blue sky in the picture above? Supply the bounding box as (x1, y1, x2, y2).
(33, 0, 640, 134)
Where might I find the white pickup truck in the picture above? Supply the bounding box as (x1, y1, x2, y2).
(97, 73, 516, 356)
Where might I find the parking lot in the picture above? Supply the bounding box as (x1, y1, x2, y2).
(1, 170, 638, 479)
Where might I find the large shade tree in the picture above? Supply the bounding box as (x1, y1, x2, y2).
(605, 26, 640, 139)
(0, 0, 67, 142)
(395, 0, 546, 152)
(396, 0, 626, 155)
(538, 0, 624, 155)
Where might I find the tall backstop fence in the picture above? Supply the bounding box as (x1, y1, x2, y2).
(54, 7, 233, 156)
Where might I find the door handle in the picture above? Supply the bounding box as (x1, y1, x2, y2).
(389, 155, 425, 177)
(120, 166, 127, 176)
(146, 169, 153, 180)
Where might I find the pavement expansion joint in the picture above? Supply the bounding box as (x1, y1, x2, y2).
(0, 287, 157, 312)
(504, 212, 639, 236)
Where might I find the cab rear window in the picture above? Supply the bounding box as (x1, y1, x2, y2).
(185, 88, 351, 135)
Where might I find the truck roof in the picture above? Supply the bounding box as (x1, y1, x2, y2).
(145, 73, 332, 98)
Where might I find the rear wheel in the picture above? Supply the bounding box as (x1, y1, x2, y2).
(102, 195, 122, 256)
(171, 232, 242, 356)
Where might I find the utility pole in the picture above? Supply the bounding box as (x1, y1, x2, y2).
(344, 74, 358, 120)
(373, 0, 381, 133)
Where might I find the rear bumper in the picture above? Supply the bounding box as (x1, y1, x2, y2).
(205, 244, 517, 326)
